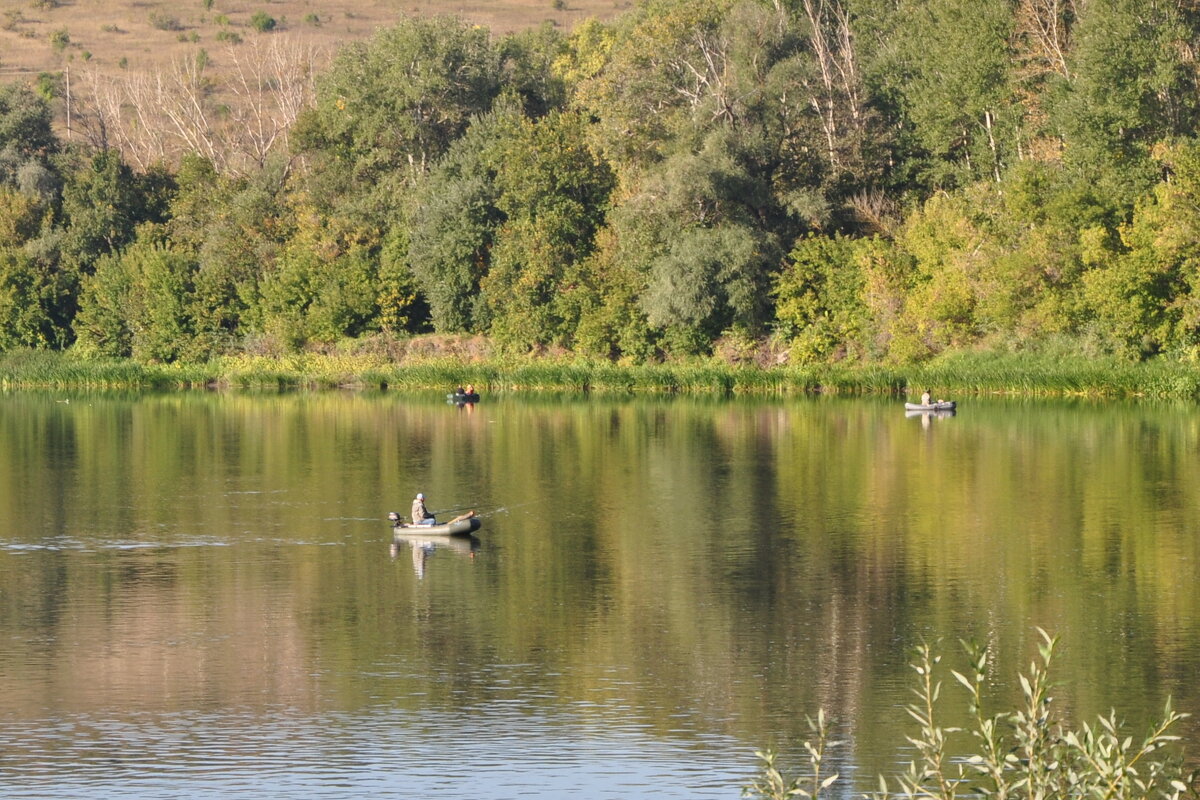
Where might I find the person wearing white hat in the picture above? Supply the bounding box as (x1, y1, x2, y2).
(411, 492, 435, 525)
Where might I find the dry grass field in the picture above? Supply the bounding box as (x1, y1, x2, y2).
(1, 0, 627, 75)
(0, 0, 629, 167)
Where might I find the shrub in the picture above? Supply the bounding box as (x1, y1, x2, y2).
(303, 12, 320, 25)
(48, 28, 69, 52)
(34, 71, 61, 100)
(215, 29, 241, 44)
(249, 11, 276, 32)
(745, 631, 1196, 800)
(148, 11, 182, 31)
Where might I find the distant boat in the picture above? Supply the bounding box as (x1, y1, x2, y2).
(905, 401, 956, 412)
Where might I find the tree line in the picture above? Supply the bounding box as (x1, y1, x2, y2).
(3, 0, 1200, 365)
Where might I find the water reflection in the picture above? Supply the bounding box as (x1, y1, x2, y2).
(391, 535, 480, 579)
(905, 408, 956, 429)
(0, 391, 1197, 798)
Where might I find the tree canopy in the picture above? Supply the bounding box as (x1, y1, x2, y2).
(8, 1, 1200, 364)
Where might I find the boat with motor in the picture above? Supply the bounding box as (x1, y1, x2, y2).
(904, 401, 956, 412)
(388, 511, 481, 536)
(905, 408, 956, 419)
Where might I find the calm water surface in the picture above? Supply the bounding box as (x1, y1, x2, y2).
(1, 391, 1198, 798)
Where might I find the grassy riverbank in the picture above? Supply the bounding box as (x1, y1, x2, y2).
(3, 347, 1200, 399)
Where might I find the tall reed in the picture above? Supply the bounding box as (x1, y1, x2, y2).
(3, 348, 1200, 399)
(0, 349, 215, 389)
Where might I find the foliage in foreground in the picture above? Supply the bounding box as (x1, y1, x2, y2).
(746, 632, 1197, 800)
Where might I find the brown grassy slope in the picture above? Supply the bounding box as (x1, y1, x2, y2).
(0, 0, 628, 167)
(2, 0, 626, 76)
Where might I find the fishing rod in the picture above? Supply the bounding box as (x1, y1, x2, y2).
(475, 501, 535, 517)
(391, 500, 536, 523)
(428, 504, 475, 517)
(432, 501, 537, 519)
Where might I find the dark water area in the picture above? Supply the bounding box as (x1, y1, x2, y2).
(0, 391, 1198, 798)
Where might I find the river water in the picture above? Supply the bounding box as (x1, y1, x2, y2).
(0, 391, 1197, 798)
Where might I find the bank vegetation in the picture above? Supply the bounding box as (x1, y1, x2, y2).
(3, 1, 1200, 395)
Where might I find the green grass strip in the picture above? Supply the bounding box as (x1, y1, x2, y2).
(2, 348, 1199, 399)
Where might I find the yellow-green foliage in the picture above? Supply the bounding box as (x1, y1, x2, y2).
(746, 634, 1195, 800)
(8, 0, 1200, 371)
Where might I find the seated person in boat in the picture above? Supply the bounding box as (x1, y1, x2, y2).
(465, 384, 476, 397)
(920, 389, 932, 405)
(411, 492, 436, 525)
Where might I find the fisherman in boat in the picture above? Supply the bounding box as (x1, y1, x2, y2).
(920, 389, 932, 406)
(465, 384, 476, 398)
(411, 492, 436, 525)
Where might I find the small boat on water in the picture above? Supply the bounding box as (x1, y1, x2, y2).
(905, 401, 956, 412)
(388, 511, 481, 537)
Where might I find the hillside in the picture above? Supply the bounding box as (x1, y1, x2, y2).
(0, 0, 627, 169)
(2, 0, 624, 73)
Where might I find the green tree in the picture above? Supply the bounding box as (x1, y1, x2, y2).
(58, 150, 172, 273)
(886, 0, 1019, 189)
(773, 234, 870, 362)
(567, 227, 655, 360)
(616, 133, 779, 352)
(72, 249, 132, 357)
(1052, 0, 1198, 203)
(177, 157, 292, 355)
(498, 22, 570, 118)
(481, 110, 615, 349)
(74, 231, 199, 361)
(1078, 140, 1200, 358)
(295, 16, 501, 197)
(573, 0, 735, 170)
(405, 107, 514, 333)
(257, 209, 382, 348)
(0, 82, 60, 205)
(0, 245, 72, 349)
(0, 82, 57, 160)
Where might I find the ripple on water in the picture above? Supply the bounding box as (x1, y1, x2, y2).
(0, 707, 752, 799)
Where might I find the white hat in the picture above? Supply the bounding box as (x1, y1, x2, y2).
(416, 492, 424, 499)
